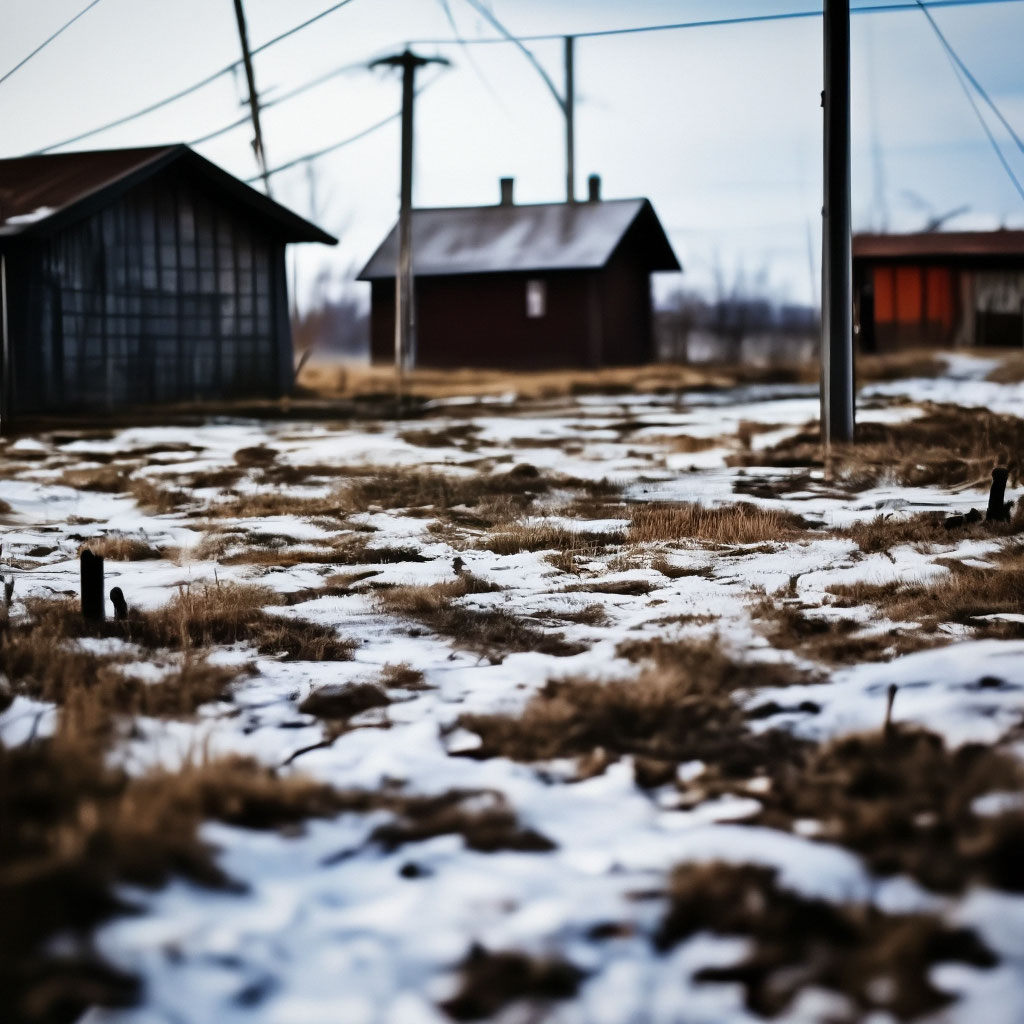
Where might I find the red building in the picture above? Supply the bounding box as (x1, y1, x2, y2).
(854, 230, 1024, 351)
(358, 177, 680, 370)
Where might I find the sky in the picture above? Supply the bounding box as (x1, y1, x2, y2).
(2, 0, 1024, 312)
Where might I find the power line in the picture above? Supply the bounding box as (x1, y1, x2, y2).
(920, 9, 1024, 201)
(29, 0, 360, 155)
(405, 0, 1024, 45)
(190, 60, 367, 147)
(248, 74, 443, 182)
(0, 0, 104, 89)
(914, 0, 1024, 156)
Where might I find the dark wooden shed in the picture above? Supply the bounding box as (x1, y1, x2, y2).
(854, 230, 1024, 351)
(358, 179, 680, 370)
(0, 145, 335, 420)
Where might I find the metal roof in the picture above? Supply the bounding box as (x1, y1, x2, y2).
(357, 198, 680, 279)
(854, 230, 1024, 260)
(0, 145, 336, 244)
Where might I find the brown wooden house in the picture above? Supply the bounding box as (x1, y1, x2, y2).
(854, 230, 1024, 351)
(358, 177, 680, 369)
(0, 145, 335, 420)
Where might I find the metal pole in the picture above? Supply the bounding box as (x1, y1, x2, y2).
(0, 253, 9, 435)
(565, 35, 575, 203)
(397, 55, 416, 380)
(371, 51, 449, 394)
(822, 0, 854, 445)
(232, 0, 272, 197)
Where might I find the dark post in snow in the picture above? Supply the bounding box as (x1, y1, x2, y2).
(80, 549, 105, 622)
(565, 36, 576, 203)
(371, 50, 450, 393)
(987, 467, 1011, 521)
(110, 586, 129, 622)
(821, 0, 855, 446)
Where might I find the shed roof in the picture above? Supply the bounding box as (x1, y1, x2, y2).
(0, 145, 336, 243)
(357, 198, 680, 279)
(854, 230, 1024, 260)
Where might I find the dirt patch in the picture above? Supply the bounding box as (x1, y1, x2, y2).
(655, 861, 995, 1020)
(629, 502, 811, 545)
(300, 683, 390, 719)
(440, 945, 583, 1021)
(370, 790, 554, 854)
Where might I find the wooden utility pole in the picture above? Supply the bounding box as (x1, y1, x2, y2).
(371, 50, 449, 388)
(565, 36, 575, 203)
(821, 0, 854, 445)
(233, 0, 272, 196)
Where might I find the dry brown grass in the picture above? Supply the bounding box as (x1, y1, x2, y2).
(377, 574, 586, 661)
(128, 478, 192, 514)
(651, 554, 714, 578)
(750, 599, 941, 665)
(839, 507, 1024, 554)
(735, 404, 1024, 489)
(78, 535, 163, 561)
(440, 945, 582, 1021)
(59, 466, 136, 493)
(857, 348, 948, 384)
(628, 502, 810, 545)
(827, 546, 1024, 636)
(0, 740, 352, 1024)
(753, 728, 1024, 893)
(459, 638, 809, 780)
(655, 861, 994, 1020)
(986, 351, 1024, 384)
(480, 521, 626, 556)
(298, 360, 727, 402)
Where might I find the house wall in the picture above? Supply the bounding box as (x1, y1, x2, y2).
(6, 167, 291, 414)
(599, 244, 653, 365)
(369, 263, 655, 370)
(855, 257, 1024, 352)
(370, 270, 601, 370)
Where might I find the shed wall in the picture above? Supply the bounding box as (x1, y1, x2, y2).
(6, 167, 291, 414)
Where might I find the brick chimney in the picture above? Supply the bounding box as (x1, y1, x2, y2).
(499, 177, 514, 206)
(587, 174, 601, 202)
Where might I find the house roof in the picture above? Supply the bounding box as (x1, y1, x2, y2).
(854, 230, 1024, 261)
(357, 198, 680, 279)
(0, 145, 336, 244)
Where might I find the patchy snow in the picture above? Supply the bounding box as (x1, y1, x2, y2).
(7, 366, 1024, 1023)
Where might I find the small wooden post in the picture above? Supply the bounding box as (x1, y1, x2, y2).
(109, 586, 128, 622)
(80, 549, 105, 622)
(883, 683, 897, 741)
(987, 467, 1010, 522)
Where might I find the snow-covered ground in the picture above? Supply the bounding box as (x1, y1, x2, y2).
(3, 354, 1023, 1024)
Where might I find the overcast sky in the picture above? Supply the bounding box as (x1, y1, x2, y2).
(3, 0, 1024, 310)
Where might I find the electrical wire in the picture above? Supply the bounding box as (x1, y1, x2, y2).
(189, 60, 367, 146)
(914, 0, 1024, 156)
(406, 0, 1024, 45)
(30, 0, 360, 154)
(923, 15, 1024, 200)
(0, 0, 104, 88)
(249, 73, 443, 181)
